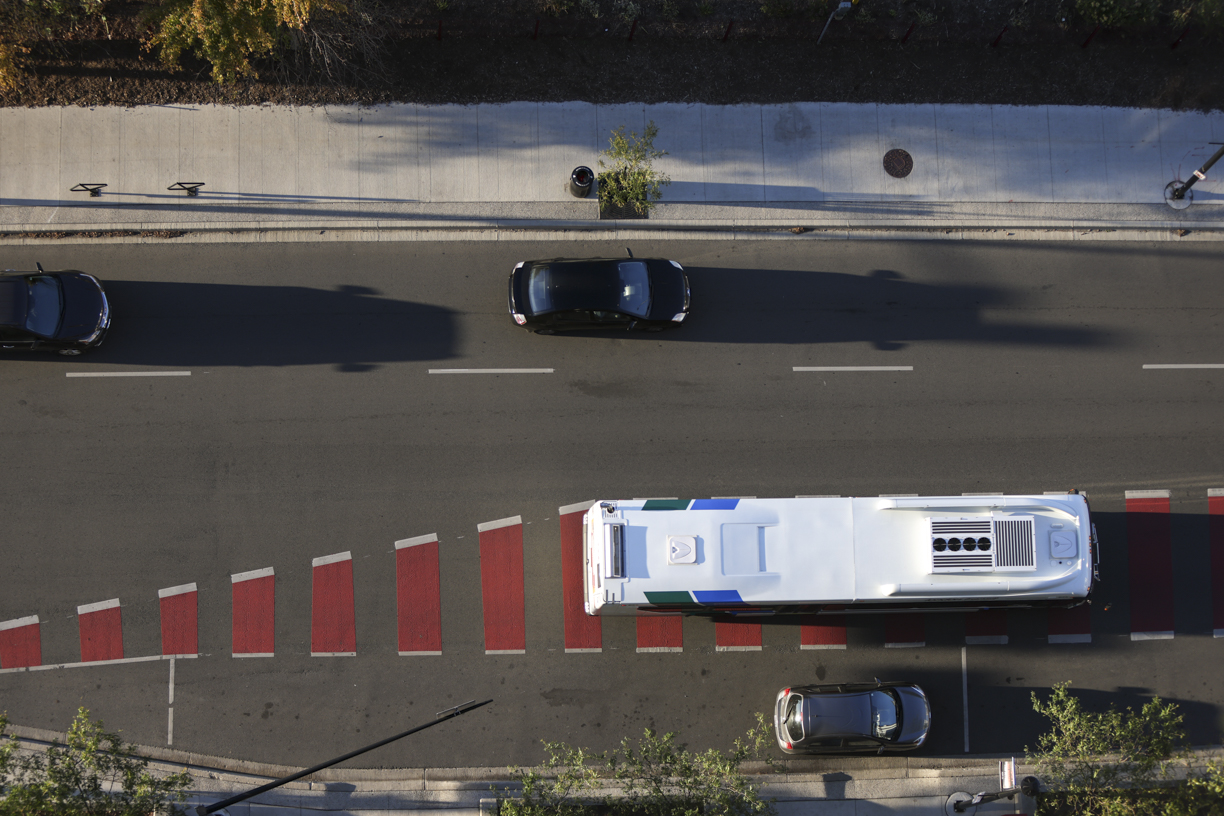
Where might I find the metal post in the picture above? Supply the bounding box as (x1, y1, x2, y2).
(952, 776, 1040, 812)
(818, 2, 853, 45)
(1171, 142, 1224, 200)
(194, 699, 492, 816)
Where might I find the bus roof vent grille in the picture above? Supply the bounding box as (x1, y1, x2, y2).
(929, 516, 1036, 573)
(993, 517, 1036, 570)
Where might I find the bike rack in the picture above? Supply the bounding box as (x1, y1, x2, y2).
(70, 183, 107, 197)
(168, 182, 205, 197)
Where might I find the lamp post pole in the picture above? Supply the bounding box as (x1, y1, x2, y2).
(1166, 141, 1224, 208)
(195, 699, 492, 816)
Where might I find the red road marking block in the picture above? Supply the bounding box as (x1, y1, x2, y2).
(636, 616, 683, 652)
(884, 613, 925, 648)
(0, 615, 41, 669)
(965, 609, 1008, 645)
(715, 620, 762, 651)
(396, 534, 442, 655)
(800, 614, 847, 649)
(1210, 489, 1224, 638)
(77, 599, 123, 662)
(560, 501, 601, 653)
(312, 552, 356, 656)
(159, 583, 198, 656)
(1048, 604, 1092, 644)
(231, 567, 275, 657)
(479, 516, 526, 654)
(1126, 490, 1174, 640)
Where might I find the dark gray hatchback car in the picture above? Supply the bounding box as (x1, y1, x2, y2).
(0, 267, 110, 356)
(508, 257, 690, 334)
(774, 681, 930, 755)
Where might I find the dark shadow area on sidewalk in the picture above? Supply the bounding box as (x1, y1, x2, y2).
(63, 281, 459, 370)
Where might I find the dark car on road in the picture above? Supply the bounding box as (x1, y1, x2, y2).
(774, 681, 930, 755)
(508, 257, 690, 334)
(0, 266, 110, 356)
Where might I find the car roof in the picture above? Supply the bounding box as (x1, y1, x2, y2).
(525, 259, 652, 314)
(0, 276, 28, 327)
(800, 691, 872, 740)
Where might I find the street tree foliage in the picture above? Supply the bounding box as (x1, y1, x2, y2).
(143, 0, 347, 83)
(0, 0, 104, 91)
(1027, 683, 1224, 816)
(597, 121, 672, 216)
(0, 708, 191, 816)
(499, 714, 776, 816)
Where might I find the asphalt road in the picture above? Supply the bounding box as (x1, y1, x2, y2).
(0, 238, 1221, 769)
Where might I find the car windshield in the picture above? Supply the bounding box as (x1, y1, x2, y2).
(616, 261, 651, 318)
(24, 275, 63, 337)
(784, 694, 804, 742)
(870, 690, 901, 740)
(525, 265, 554, 313)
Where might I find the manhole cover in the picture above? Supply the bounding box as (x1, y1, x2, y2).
(883, 148, 913, 179)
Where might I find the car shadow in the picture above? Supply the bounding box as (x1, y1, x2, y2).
(75, 281, 459, 371)
(550, 266, 1113, 349)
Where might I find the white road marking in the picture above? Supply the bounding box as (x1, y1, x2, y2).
(429, 368, 554, 374)
(66, 371, 191, 377)
(311, 551, 352, 568)
(793, 366, 913, 372)
(477, 516, 522, 533)
(167, 658, 175, 745)
(0, 653, 197, 674)
(962, 646, 970, 753)
(1142, 364, 1224, 369)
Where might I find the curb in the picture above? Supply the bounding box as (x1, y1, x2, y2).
(1, 223, 1223, 246)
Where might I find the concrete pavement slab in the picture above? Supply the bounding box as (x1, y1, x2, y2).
(934, 105, 999, 202)
(701, 104, 766, 202)
(991, 106, 1054, 203)
(643, 103, 704, 202)
(356, 104, 424, 203)
(820, 103, 884, 201)
(477, 103, 541, 203)
(537, 102, 599, 203)
(762, 103, 824, 203)
(877, 105, 939, 201)
(178, 105, 242, 200)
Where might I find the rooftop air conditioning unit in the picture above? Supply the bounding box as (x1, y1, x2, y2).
(929, 516, 1036, 573)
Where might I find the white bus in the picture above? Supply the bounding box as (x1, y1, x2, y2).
(582, 494, 1097, 617)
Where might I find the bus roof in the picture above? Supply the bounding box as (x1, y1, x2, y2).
(586, 495, 1093, 611)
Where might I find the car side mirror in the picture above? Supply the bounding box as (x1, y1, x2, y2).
(877, 745, 886, 755)
(628, 321, 637, 330)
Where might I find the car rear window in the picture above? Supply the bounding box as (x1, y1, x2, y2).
(871, 689, 900, 740)
(616, 261, 651, 318)
(784, 694, 804, 742)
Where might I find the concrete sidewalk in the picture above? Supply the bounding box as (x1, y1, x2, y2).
(2, 102, 1224, 241)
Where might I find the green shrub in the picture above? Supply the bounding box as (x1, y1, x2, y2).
(597, 121, 671, 216)
(1073, 0, 1158, 27)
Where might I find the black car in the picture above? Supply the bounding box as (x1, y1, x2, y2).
(774, 681, 930, 755)
(0, 266, 110, 356)
(508, 257, 690, 334)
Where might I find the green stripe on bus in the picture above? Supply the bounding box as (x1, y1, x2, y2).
(644, 591, 697, 605)
(642, 499, 691, 511)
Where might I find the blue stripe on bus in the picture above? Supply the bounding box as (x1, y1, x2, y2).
(693, 590, 745, 605)
(690, 499, 740, 510)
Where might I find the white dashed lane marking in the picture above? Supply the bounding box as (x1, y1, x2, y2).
(66, 371, 191, 378)
(793, 366, 913, 372)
